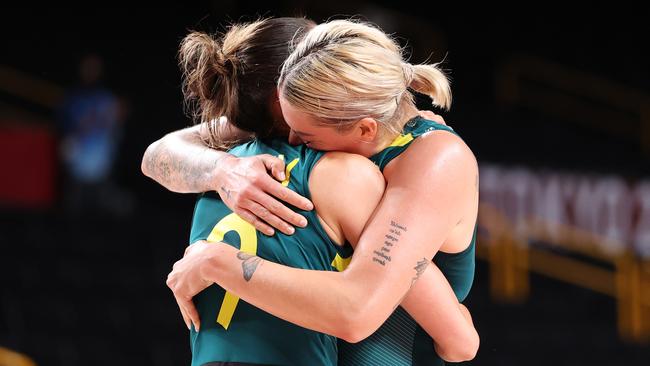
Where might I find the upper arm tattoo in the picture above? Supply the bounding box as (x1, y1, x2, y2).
(372, 220, 407, 266)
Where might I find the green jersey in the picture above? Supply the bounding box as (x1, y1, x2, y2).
(188, 139, 351, 366)
(338, 117, 477, 366)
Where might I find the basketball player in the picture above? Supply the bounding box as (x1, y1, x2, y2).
(149, 16, 476, 364)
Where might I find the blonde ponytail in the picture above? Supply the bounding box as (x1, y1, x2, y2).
(409, 63, 452, 110)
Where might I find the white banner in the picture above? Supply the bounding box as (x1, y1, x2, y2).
(479, 163, 650, 257)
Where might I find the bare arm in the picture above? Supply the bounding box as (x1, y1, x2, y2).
(142, 111, 446, 193)
(204, 133, 474, 333)
(141, 124, 230, 193)
(168, 133, 478, 351)
(400, 265, 479, 361)
(141, 122, 314, 235)
(309, 151, 478, 360)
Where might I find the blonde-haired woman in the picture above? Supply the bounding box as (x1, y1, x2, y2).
(166, 19, 479, 365)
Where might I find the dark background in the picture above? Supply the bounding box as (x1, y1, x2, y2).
(1, 2, 648, 365)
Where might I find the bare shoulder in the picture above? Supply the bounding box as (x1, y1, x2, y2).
(393, 130, 477, 181)
(385, 130, 478, 222)
(310, 152, 385, 200)
(417, 130, 476, 164)
(311, 151, 384, 185)
(309, 152, 386, 246)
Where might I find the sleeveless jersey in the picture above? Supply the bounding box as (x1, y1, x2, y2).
(188, 139, 352, 366)
(338, 117, 477, 366)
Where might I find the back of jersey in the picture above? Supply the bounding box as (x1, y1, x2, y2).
(188, 139, 350, 366)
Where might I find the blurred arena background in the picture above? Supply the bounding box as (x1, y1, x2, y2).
(1, 2, 648, 365)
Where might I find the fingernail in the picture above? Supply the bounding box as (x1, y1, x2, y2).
(305, 202, 314, 210)
(279, 172, 286, 180)
(265, 229, 275, 236)
(299, 218, 307, 227)
(286, 226, 295, 235)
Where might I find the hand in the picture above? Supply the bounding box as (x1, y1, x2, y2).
(216, 154, 313, 236)
(166, 241, 215, 332)
(418, 110, 448, 126)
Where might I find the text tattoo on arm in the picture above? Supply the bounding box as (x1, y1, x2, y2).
(372, 220, 407, 266)
(237, 252, 262, 281)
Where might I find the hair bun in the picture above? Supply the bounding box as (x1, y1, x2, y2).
(214, 45, 238, 75)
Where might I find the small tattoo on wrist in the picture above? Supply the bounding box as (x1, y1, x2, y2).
(220, 186, 232, 200)
(236, 252, 261, 281)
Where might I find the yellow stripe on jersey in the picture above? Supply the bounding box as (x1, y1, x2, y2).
(389, 133, 414, 147)
(331, 253, 352, 272)
(281, 158, 300, 187)
(207, 213, 258, 330)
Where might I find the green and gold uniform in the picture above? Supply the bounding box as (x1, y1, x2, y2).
(338, 116, 477, 366)
(188, 139, 351, 366)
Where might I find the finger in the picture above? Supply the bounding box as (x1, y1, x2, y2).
(235, 207, 275, 236)
(258, 154, 286, 181)
(180, 306, 192, 330)
(244, 199, 296, 235)
(184, 299, 202, 332)
(256, 192, 308, 230)
(175, 297, 191, 330)
(260, 176, 313, 212)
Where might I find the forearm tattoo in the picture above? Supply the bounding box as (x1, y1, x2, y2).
(236, 252, 262, 282)
(392, 257, 430, 311)
(412, 258, 429, 286)
(145, 137, 226, 192)
(373, 220, 407, 266)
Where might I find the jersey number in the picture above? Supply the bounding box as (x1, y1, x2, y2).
(204, 157, 298, 330)
(206, 213, 258, 330)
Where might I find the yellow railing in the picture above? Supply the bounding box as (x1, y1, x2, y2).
(477, 203, 650, 343)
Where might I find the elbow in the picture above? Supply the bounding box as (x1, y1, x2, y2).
(140, 140, 159, 178)
(337, 323, 373, 344)
(335, 299, 384, 343)
(437, 331, 479, 362)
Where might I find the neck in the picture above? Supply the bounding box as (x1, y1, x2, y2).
(361, 106, 420, 157)
(354, 140, 387, 158)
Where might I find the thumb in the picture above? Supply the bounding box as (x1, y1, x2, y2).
(259, 154, 286, 181)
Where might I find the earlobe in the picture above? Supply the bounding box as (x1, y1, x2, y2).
(357, 118, 378, 142)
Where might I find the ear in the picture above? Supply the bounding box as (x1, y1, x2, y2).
(356, 117, 378, 142)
